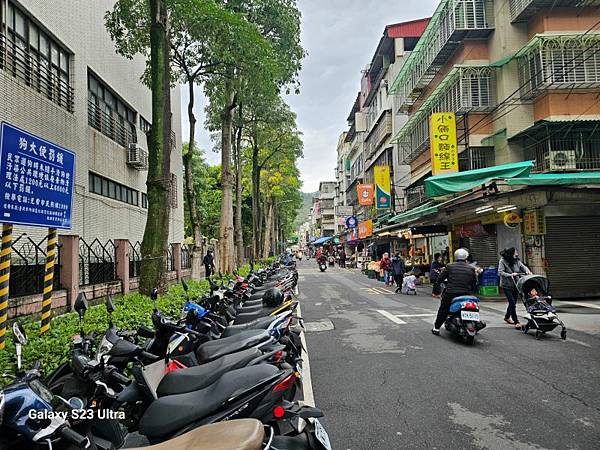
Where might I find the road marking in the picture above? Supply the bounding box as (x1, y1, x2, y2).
(376, 309, 407, 324)
(394, 313, 436, 318)
(296, 302, 315, 407)
(305, 320, 335, 332)
(565, 338, 592, 348)
(361, 287, 395, 295)
(315, 302, 322, 306)
(561, 301, 600, 310)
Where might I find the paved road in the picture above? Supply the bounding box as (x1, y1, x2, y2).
(298, 261, 600, 450)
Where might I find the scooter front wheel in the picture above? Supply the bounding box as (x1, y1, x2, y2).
(465, 335, 475, 345)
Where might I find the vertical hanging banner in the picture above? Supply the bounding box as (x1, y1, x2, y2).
(358, 219, 373, 239)
(374, 166, 391, 209)
(430, 112, 458, 176)
(357, 184, 374, 206)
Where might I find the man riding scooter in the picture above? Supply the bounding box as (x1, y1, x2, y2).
(431, 248, 478, 336)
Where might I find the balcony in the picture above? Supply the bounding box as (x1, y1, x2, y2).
(517, 33, 600, 100)
(88, 100, 137, 148)
(406, 184, 428, 209)
(365, 111, 393, 159)
(395, 66, 496, 164)
(510, 0, 600, 23)
(390, 0, 494, 112)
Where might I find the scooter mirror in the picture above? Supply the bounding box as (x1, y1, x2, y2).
(106, 294, 115, 314)
(12, 322, 27, 346)
(150, 288, 158, 301)
(74, 293, 88, 320)
(182, 279, 189, 292)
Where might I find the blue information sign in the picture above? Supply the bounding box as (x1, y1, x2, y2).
(346, 216, 358, 229)
(0, 122, 75, 229)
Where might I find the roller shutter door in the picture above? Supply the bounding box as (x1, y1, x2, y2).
(545, 217, 600, 298)
(466, 235, 498, 269)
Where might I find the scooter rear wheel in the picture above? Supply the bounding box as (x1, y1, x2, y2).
(465, 335, 475, 345)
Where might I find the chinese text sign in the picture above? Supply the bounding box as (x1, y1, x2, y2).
(430, 112, 458, 176)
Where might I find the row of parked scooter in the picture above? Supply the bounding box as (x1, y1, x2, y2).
(0, 258, 332, 450)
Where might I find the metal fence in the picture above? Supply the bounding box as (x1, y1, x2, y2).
(9, 234, 61, 298)
(129, 241, 142, 278)
(79, 238, 116, 286)
(166, 244, 174, 272)
(181, 244, 191, 270)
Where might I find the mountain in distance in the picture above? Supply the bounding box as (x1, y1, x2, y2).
(294, 191, 317, 229)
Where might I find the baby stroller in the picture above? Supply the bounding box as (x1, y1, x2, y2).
(401, 274, 418, 295)
(515, 275, 567, 340)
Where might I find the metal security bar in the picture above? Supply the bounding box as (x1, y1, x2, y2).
(406, 184, 427, 210)
(0, 34, 74, 112)
(129, 241, 142, 278)
(9, 235, 61, 298)
(166, 244, 174, 272)
(88, 99, 137, 148)
(509, 0, 600, 23)
(79, 238, 116, 286)
(518, 34, 600, 100)
(181, 244, 191, 270)
(458, 147, 495, 171)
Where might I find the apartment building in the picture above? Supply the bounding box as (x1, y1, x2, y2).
(0, 0, 184, 246)
(382, 0, 600, 297)
(317, 181, 337, 238)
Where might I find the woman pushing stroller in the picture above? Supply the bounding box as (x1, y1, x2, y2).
(498, 247, 531, 330)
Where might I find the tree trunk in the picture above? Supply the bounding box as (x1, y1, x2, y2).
(263, 196, 273, 258)
(140, 0, 172, 295)
(218, 82, 236, 273)
(234, 106, 244, 266)
(251, 142, 261, 260)
(183, 81, 203, 280)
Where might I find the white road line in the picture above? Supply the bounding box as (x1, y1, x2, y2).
(376, 309, 407, 324)
(565, 338, 592, 348)
(561, 301, 600, 310)
(296, 301, 315, 407)
(394, 313, 436, 318)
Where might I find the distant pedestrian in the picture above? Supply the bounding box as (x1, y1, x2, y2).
(339, 249, 346, 268)
(381, 252, 392, 286)
(203, 250, 216, 278)
(430, 253, 444, 284)
(391, 252, 406, 293)
(498, 247, 532, 330)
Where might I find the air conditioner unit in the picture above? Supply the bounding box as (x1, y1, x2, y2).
(127, 143, 148, 170)
(546, 150, 576, 171)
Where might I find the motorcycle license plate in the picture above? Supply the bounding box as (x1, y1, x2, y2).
(311, 418, 332, 450)
(461, 311, 480, 321)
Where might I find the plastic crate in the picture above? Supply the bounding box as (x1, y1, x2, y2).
(479, 276, 499, 286)
(479, 285, 499, 296)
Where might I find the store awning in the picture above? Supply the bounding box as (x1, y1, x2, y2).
(312, 236, 332, 245)
(506, 172, 600, 186)
(425, 161, 534, 197)
(389, 202, 439, 225)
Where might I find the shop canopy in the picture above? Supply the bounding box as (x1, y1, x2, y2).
(425, 161, 534, 197)
(389, 202, 439, 225)
(506, 172, 600, 186)
(311, 236, 332, 245)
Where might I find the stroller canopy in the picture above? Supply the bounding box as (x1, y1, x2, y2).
(516, 275, 550, 296)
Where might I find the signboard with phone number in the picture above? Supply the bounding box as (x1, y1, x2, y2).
(0, 122, 75, 229)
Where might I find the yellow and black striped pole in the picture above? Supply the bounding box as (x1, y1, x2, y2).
(0, 224, 13, 350)
(40, 228, 58, 335)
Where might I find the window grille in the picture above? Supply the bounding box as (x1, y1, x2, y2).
(170, 173, 177, 208)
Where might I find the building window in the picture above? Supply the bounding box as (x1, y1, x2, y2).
(89, 172, 139, 207)
(170, 173, 177, 208)
(0, 0, 73, 111)
(87, 71, 137, 147)
(140, 116, 151, 134)
(141, 192, 148, 209)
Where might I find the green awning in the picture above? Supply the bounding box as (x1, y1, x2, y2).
(506, 172, 600, 186)
(389, 202, 439, 225)
(489, 55, 514, 68)
(425, 161, 535, 197)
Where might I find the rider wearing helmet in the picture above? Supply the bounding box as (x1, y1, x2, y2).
(431, 248, 478, 336)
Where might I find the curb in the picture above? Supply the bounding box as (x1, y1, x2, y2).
(296, 299, 315, 407)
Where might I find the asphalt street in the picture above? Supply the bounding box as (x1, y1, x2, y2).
(297, 260, 600, 450)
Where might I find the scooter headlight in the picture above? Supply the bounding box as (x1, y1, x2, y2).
(96, 335, 114, 363)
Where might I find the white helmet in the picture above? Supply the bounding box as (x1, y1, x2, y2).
(454, 248, 469, 261)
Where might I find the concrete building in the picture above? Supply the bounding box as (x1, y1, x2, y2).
(383, 0, 600, 297)
(0, 0, 184, 246)
(316, 181, 337, 238)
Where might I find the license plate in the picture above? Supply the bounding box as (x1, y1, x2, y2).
(461, 311, 480, 321)
(312, 418, 332, 450)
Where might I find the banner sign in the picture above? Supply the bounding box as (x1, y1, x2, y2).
(523, 209, 545, 235)
(357, 184, 374, 206)
(346, 215, 358, 229)
(374, 166, 391, 209)
(358, 219, 373, 239)
(335, 205, 354, 216)
(0, 122, 75, 229)
(430, 112, 458, 176)
(453, 222, 488, 238)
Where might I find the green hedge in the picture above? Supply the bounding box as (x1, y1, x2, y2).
(0, 263, 256, 386)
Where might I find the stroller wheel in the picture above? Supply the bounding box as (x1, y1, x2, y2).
(561, 329, 567, 340)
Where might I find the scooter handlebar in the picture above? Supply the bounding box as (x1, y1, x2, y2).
(60, 426, 90, 448)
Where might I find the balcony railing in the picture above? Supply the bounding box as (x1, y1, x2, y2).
(395, 66, 496, 164)
(365, 111, 393, 158)
(517, 33, 600, 100)
(0, 33, 74, 112)
(88, 99, 137, 148)
(406, 184, 427, 210)
(510, 0, 600, 23)
(390, 0, 494, 112)
(523, 131, 600, 173)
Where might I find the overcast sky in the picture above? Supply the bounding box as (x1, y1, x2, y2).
(181, 0, 437, 192)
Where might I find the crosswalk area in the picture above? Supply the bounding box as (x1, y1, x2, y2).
(360, 287, 396, 295)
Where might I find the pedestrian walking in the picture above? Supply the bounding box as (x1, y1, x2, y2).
(391, 252, 406, 293)
(430, 253, 444, 284)
(381, 252, 392, 286)
(339, 249, 346, 268)
(498, 247, 532, 329)
(203, 249, 216, 278)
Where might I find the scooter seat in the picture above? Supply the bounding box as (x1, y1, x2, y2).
(221, 316, 274, 337)
(157, 348, 261, 397)
(243, 298, 264, 307)
(139, 365, 280, 439)
(130, 419, 264, 450)
(197, 330, 270, 363)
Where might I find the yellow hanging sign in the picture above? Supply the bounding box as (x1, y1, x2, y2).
(430, 112, 459, 176)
